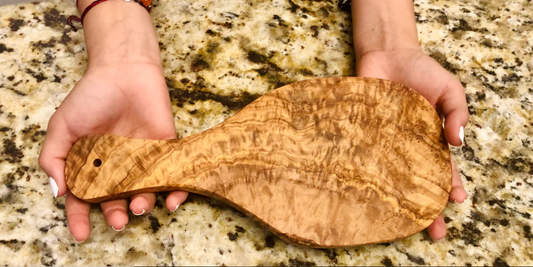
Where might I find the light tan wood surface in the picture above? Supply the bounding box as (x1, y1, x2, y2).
(65, 77, 451, 247)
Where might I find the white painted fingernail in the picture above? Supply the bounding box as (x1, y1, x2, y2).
(459, 126, 464, 145)
(171, 204, 180, 212)
(50, 177, 58, 198)
(132, 209, 145, 216)
(112, 225, 125, 232)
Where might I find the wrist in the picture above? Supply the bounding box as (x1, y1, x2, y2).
(79, 0, 162, 68)
(352, 0, 421, 59)
(83, 62, 168, 94)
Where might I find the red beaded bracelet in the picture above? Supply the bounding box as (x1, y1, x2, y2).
(67, 0, 152, 31)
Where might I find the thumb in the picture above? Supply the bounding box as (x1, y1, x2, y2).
(439, 78, 470, 146)
(39, 113, 78, 198)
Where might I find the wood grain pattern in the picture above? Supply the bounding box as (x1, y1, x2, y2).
(65, 77, 451, 248)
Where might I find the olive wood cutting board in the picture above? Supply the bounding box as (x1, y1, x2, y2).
(65, 77, 452, 248)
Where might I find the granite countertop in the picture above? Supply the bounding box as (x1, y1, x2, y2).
(0, 0, 532, 265)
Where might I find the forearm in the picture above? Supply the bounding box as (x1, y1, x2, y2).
(351, 0, 420, 59)
(78, 0, 161, 68)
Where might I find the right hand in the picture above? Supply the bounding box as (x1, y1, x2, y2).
(39, 62, 188, 242)
(356, 49, 469, 240)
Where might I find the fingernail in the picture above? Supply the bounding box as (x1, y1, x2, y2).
(112, 225, 125, 232)
(132, 209, 145, 216)
(50, 177, 58, 198)
(171, 204, 180, 212)
(75, 239, 86, 243)
(459, 126, 464, 145)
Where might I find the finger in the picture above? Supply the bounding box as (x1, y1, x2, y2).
(449, 159, 468, 203)
(439, 78, 469, 146)
(39, 113, 78, 198)
(427, 214, 446, 241)
(166, 191, 189, 212)
(129, 193, 156, 215)
(65, 191, 91, 242)
(101, 199, 129, 231)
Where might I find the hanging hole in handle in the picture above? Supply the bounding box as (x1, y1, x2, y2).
(93, 159, 102, 167)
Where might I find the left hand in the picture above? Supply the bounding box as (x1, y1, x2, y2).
(356, 48, 469, 240)
(39, 63, 188, 241)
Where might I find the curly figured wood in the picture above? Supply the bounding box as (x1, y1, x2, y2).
(65, 77, 451, 248)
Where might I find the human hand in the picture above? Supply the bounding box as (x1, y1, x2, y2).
(356, 48, 469, 240)
(39, 63, 188, 242)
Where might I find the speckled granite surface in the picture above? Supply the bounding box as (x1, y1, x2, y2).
(0, 0, 532, 265)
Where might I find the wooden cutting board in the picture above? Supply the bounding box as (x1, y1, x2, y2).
(65, 77, 452, 248)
